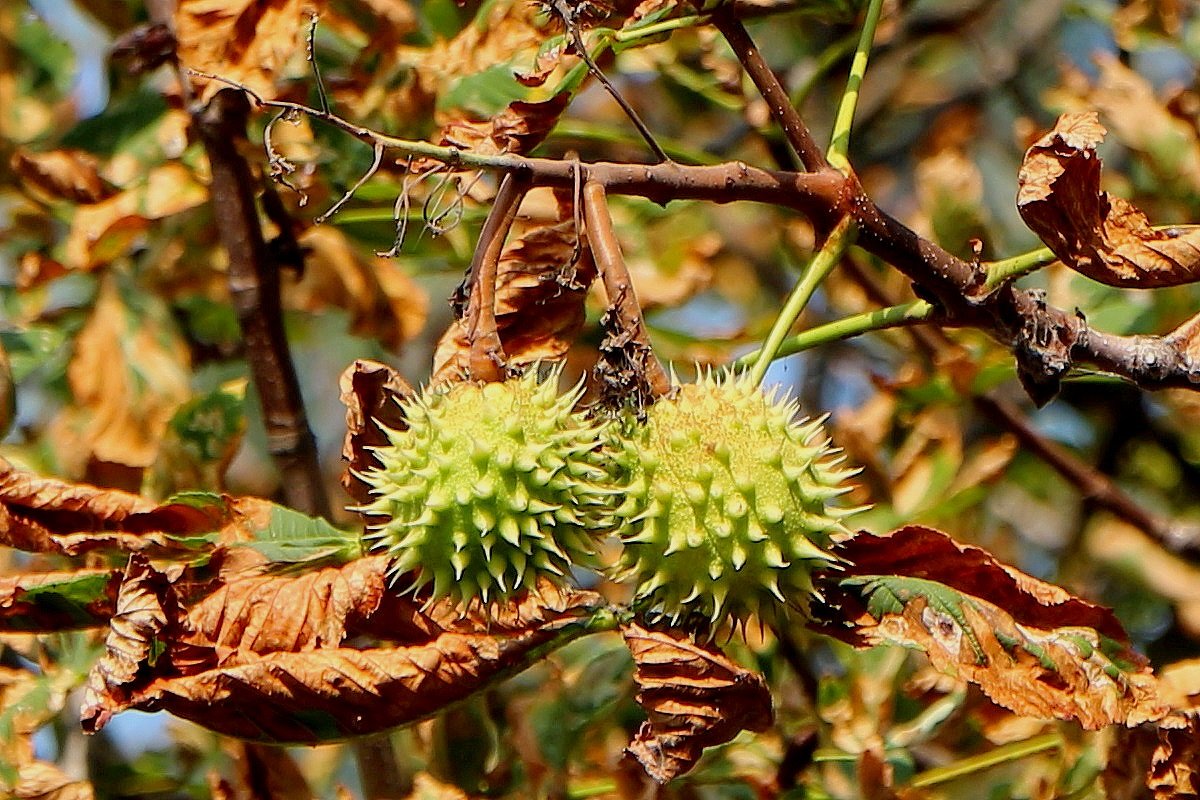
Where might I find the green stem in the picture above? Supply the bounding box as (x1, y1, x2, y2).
(567, 780, 619, 799)
(736, 299, 933, 368)
(981, 246, 1057, 291)
(827, 0, 885, 172)
(906, 733, 1063, 789)
(747, 216, 857, 384)
(792, 33, 859, 111)
(614, 14, 708, 42)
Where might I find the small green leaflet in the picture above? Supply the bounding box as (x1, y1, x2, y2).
(246, 505, 361, 565)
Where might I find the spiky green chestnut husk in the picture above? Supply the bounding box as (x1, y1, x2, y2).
(611, 370, 859, 631)
(359, 369, 613, 606)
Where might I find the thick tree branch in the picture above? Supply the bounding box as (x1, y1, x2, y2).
(193, 89, 330, 519)
(201, 81, 1200, 395)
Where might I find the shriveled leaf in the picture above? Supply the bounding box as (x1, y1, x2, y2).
(432, 218, 597, 383)
(186, 556, 403, 658)
(176, 0, 307, 103)
(339, 359, 414, 504)
(1017, 111, 1200, 287)
(10, 148, 118, 205)
(8, 761, 93, 800)
(85, 614, 605, 744)
(1147, 713, 1200, 799)
(813, 526, 1165, 729)
(621, 623, 773, 783)
(0, 569, 121, 631)
(83, 556, 608, 743)
(436, 93, 571, 158)
(0, 458, 226, 555)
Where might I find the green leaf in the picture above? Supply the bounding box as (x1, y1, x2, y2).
(244, 505, 361, 564)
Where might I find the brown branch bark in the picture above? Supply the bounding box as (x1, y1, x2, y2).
(208, 88, 1200, 396)
(711, 11, 829, 172)
(194, 89, 330, 519)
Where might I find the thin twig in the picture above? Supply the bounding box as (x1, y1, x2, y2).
(551, 0, 670, 163)
(711, 11, 829, 171)
(316, 141, 383, 223)
(305, 11, 330, 116)
(187, 72, 1200, 395)
(378, 157, 416, 257)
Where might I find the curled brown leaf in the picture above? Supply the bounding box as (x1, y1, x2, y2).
(814, 527, 1165, 729)
(0, 459, 260, 555)
(436, 94, 571, 159)
(621, 623, 773, 783)
(338, 359, 413, 505)
(82, 556, 608, 744)
(1017, 111, 1200, 287)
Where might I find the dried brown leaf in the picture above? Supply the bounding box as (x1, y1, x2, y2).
(176, 0, 307, 103)
(10, 149, 118, 205)
(62, 163, 207, 270)
(339, 359, 414, 505)
(185, 555, 441, 660)
(436, 93, 572, 158)
(621, 623, 773, 783)
(83, 557, 607, 743)
(1149, 714, 1200, 799)
(64, 278, 191, 469)
(9, 761, 94, 800)
(1017, 111, 1200, 287)
(814, 526, 1165, 729)
(0, 459, 265, 555)
(432, 219, 596, 383)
